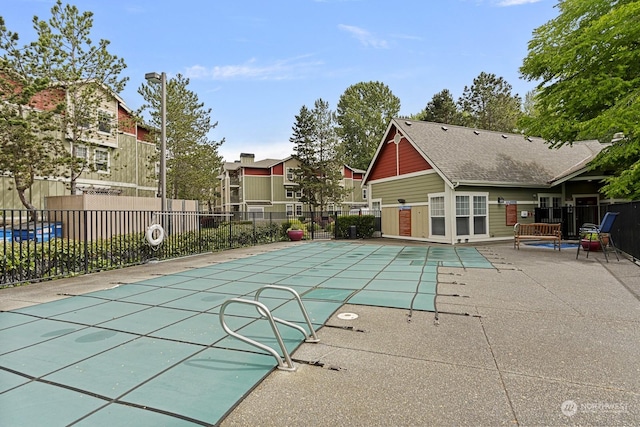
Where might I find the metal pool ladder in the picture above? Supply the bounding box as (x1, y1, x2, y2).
(219, 285, 320, 371)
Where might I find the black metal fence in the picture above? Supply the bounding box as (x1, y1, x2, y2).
(535, 201, 640, 261)
(0, 209, 380, 287)
(606, 201, 640, 262)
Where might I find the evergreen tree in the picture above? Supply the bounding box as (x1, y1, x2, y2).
(416, 89, 462, 125)
(290, 99, 348, 213)
(138, 73, 223, 202)
(458, 72, 521, 132)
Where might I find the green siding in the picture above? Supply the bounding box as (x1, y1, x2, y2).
(244, 176, 272, 201)
(272, 176, 287, 202)
(371, 173, 444, 204)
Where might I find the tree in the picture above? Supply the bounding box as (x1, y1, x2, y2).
(291, 99, 348, 213)
(0, 16, 66, 212)
(519, 0, 640, 199)
(336, 81, 401, 170)
(34, 1, 128, 194)
(415, 89, 462, 125)
(138, 73, 223, 202)
(458, 72, 521, 132)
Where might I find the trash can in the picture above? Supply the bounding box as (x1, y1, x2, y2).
(349, 225, 357, 239)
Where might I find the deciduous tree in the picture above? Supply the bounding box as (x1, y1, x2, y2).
(336, 81, 400, 170)
(519, 0, 640, 199)
(35, 1, 128, 194)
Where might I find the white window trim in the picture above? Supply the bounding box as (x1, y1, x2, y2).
(286, 167, 295, 183)
(97, 109, 114, 134)
(538, 193, 562, 208)
(295, 204, 303, 216)
(286, 204, 294, 216)
(74, 144, 88, 160)
(94, 148, 110, 173)
(454, 192, 489, 238)
(429, 193, 447, 238)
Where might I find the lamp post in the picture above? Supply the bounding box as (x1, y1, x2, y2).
(144, 71, 167, 212)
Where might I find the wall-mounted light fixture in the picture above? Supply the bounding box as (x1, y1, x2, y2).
(532, 193, 538, 200)
(397, 198, 406, 204)
(497, 197, 505, 204)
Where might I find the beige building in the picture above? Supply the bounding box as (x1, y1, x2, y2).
(364, 119, 618, 244)
(1, 84, 158, 210)
(219, 153, 367, 216)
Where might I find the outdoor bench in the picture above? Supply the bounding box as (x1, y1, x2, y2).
(513, 222, 562, 250)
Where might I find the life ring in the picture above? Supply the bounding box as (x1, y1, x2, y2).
(146, 223, 165, 246)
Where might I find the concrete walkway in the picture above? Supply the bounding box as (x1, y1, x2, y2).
(221, 242, 640, 426)
(1, 240, 639, 426)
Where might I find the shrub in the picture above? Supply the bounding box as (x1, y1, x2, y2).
(335, 215, 376, 239)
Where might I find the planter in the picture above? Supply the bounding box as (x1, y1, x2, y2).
(287, 229, 304, 241)
(580, 239, 601, 251)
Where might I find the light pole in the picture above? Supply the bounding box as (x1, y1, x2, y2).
(145, 71, 167, 212)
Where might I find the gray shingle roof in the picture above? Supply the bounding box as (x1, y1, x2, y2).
(223, 158, 283, 171)
(393, 119, 607, 187)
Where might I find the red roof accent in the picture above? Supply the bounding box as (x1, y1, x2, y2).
(344, 166, 353, 179)
(244, 167, 271, 176)
(118, 105, 136, 134)
(272, 163, 284, 175)
(367, 128, 431, 181)
(399, 137, 431, 174)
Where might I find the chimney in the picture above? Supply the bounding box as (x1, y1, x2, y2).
(240, 153, 255, 164)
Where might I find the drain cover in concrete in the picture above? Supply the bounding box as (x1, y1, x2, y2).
(337, 312, 358, 320)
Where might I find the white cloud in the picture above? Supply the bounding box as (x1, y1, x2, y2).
(184, 56, 322, 81)
(338, 24, 389, 49)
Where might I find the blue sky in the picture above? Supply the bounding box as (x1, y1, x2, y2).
(3, 0, 558, 162)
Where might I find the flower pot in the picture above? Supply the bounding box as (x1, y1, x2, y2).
(580, 239, 601, 251)
(287, 229, 304, 241)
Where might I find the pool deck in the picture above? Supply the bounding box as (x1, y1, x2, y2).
(1, 240, 639, 426)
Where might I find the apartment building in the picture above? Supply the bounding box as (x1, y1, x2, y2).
(219, 153, 367, 216)
(1, 83, 158, 210)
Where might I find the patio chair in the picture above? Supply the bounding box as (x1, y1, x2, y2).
(576, 211, 620, 262)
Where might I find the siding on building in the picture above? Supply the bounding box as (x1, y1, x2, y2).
(371, 171, 444, 205)
(1, 84, 158, 210)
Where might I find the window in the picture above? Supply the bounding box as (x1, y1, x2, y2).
(455, 193, 487, 236)
(362, 187, 368, 200)
(286, 188, 301, 199)
(430, 196, 445, 236)
(97, 110, 112, 133)
(94, 149, 109, 172)
(295, 204, 303, 216)
(473, 195, 487, 235)
(286, 204, 294, 216)
(286, 167, 294, 182)
(74, 145, 88, 160)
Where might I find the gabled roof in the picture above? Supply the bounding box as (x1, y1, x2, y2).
(223, 158, 285, 171)
(366, 119, 607, 187)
